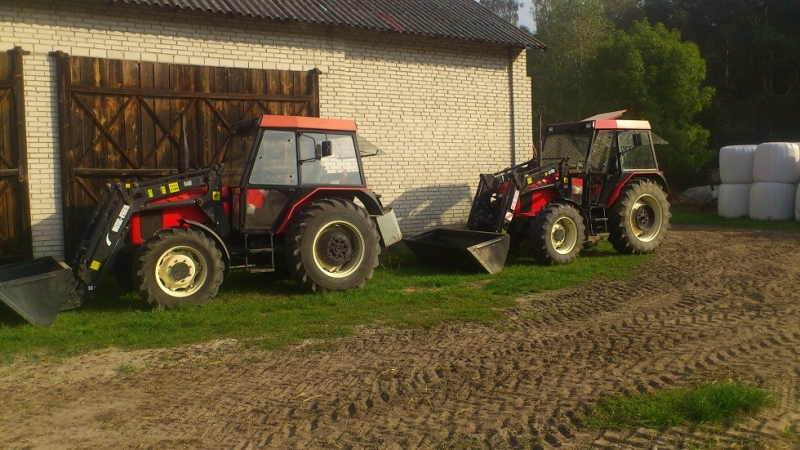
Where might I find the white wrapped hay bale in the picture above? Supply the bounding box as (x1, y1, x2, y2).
(749, 182, 797, 221)
(796, 183, 800, 221)
(717, 184, 751, 218)
(719, 145, 756, 184)
(753, 142, 800, 183)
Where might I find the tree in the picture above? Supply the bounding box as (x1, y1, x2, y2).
(640, 0, 800, 147)
(591, 20, 715, 184)
(530, 0, 613, 123)
(480, 0, 523, 26)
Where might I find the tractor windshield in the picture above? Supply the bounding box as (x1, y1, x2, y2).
(541, 131, 592, 168)
(221, 129, 258, 187)
(298, 133, 363, 186)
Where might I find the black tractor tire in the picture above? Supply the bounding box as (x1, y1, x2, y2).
(608, 179, 671, 254)
(285, 198, 380, 292)
(529, 203, 586, 265)
(134, 227, 224, 309)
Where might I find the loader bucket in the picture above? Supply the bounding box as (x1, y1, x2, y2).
(403, 229, 510, 274)
(0, 257, 74, 326)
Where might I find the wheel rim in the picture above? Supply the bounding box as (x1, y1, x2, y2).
(551, 216, 579, 255)
(154, 245, 207, 297)
(311, 220, 365, 278)
(630, 194, 663, 242)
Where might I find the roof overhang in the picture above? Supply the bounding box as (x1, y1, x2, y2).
(109, 0, 546, 50)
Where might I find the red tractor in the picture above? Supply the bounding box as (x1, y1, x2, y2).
(405, 111, 671, 272)
(0, 115, 402, 326)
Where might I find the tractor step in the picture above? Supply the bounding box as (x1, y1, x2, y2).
(230, 263, 276, 273)
(247, 266, 276, 273)
(247, 248, 274, 254)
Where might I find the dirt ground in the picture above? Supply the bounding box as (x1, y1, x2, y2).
(2, 224, 799, 450)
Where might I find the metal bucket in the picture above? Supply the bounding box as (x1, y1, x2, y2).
(403, 229, 510, 274)
(0, 257, 74, 326)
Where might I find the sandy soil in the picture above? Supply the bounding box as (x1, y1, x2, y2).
(1, 225, 799, 450)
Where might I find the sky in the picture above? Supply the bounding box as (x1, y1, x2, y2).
(473, 1, 537, 32)
(517, 3, 536, 31)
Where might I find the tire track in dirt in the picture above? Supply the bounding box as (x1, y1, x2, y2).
(1, 226, 799, 449)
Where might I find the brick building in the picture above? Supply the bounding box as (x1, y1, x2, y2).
(0, 0, 543, 259)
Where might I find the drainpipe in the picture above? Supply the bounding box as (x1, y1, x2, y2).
(508, 47, 516, 167)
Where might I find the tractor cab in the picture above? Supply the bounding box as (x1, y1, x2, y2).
(541, 116, 660, 208)
(222, 116, 368, 232)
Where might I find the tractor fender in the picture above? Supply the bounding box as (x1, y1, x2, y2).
(607, 173, 669, 207)
(545, 197, 588, 223)
(178, 219, 231, 277)
(274, 188, 384, 235)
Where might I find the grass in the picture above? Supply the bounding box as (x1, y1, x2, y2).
(581, 381, 777, 430)
(671, 204, 800, 232)
(0, 240, 648, 362)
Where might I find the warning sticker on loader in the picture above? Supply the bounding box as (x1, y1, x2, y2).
(111, 205, 131, 233)
(90, 260, 101, 271)
(212, 191, 221, 201)
(168, 182, 180, 193)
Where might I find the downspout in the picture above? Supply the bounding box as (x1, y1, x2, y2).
(508, 47, 516, 166)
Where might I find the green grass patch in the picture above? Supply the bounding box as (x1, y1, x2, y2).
(671, 205, 800, 231)
(582, 381, 777, 430)
(0, 240, 648, 362)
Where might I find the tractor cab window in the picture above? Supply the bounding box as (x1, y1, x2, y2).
(221, 129, 258, 187)
(541, 131, 592, 169)
(587, 130, 616, 173)
(619, 131, 657, 170)
(298, 133, 363, 186)
(249, 130, 298, 186)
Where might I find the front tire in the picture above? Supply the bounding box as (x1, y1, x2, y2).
(529, 203, 586, 265)
(608, 179, 671, 254)
(286, 198, 380, 292)
(135, 227, 224, 309)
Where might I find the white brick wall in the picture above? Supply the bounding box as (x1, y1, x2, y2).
(1, 0, 532, 258)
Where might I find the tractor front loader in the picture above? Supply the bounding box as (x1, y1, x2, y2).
(404, 111, 671, 273)
(0, 115, 402, 326)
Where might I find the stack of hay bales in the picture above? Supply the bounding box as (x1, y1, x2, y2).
(717, 145, 756, 218)
(796, 181, 800, 221)
(797, 143, 800, 222)
(750, 143, 800, 221)
(797, 143, 800, 221)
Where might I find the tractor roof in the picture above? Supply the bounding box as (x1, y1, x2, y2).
(546, 110, 653, 134)
(593, 119, 651, 130)
(258, 115, 358, 132)
(580, 110, 651, 130)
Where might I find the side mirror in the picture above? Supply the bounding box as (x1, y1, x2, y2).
(315, 141, 333, 159)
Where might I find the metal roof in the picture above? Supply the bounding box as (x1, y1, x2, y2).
(110, 0, 545, 49)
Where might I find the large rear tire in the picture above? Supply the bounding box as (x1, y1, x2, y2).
(286, 198, 380, 292)
(135, 228, 224, 309)
(529, 203, 586, 265)
(608, 179, 671, 254)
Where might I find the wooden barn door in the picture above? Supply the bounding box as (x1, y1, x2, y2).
(0, 47, 32, 263)
(53, 53, 320, 255)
